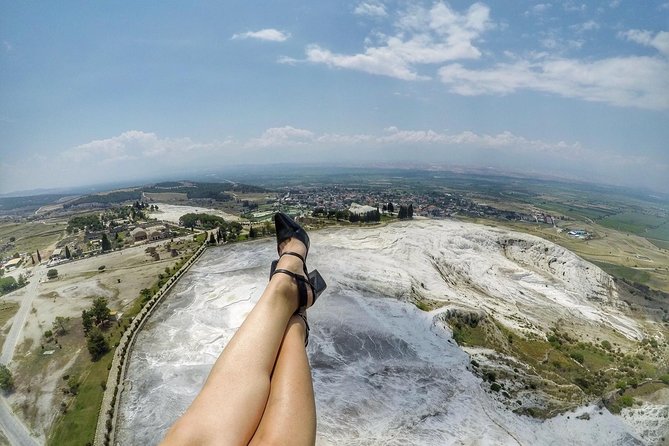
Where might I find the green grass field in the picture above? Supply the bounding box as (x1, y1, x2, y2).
(599, 212, 669, 240)
(590, 261, 652, 284)
(0, 221, 67, 255)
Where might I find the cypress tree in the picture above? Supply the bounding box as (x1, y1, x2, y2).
(101, 234, 112, 252)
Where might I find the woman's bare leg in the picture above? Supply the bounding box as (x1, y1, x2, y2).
(249, 315, 316, 446)
(161, 239, 311, 446)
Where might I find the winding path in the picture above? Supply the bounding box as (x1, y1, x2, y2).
(0, 265, 45, 446)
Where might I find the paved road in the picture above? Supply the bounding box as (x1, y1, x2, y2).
(0, 265, 45, 446)
(1, 265, 45, 364)
(0, 397, 39, 446)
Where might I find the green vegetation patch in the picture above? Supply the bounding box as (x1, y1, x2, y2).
(0, 221, 66, 255)
(444, 312, 668, 417)
(48, 345, 114, 445)
(67, 214, 103, 231)
(599, 212, 669, 240)
(591, 261, 651, 284)
(66, 190, 142, 208)
(0, 301, 19, 328)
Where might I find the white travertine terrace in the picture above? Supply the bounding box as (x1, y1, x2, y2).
(117, 220, 657, 445)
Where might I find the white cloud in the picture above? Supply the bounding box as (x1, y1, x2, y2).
(231, 28, 290, 42)
(562, 2, 586, 12)
(438, 52, 669, 110)
(64, 131, 217, 163)
(531, 3, 552, 14)
(571, 20, 600, 33)
(246, 126, 315, 148)
(2, 40, 12, 52)
(620, 29, 669, 56)
(242, 125, 586, 158)
(609, 0, 621, 8)
(354, 1, 387, 17)
(305, 2, 491, 80)
(3, 127, 667, 194)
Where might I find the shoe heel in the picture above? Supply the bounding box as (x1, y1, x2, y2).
(308, 269, 327, 300)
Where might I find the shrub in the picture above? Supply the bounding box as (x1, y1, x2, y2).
(87, 327, 110, 361)
(0, 365, 14, 392)
(570, 351, 585, 364)
(47, 269, 58, 279)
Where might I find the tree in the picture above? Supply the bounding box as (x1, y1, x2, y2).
(387, 202, 395, 213)
(101, 234, 112, 252)
(91, 297, 111, 325)
(82, 310, 93, 333)
(65, 246, 71, 259)
(249, 226, 257, 238)
(398, 206, 408, 219)
(209, 233, 216, 244)
(31, 255, 35, 265)
(9, 236, 15, 242)
(17, 274, 26, 287)
(0, 269, 3, 277)
(36, 249, 42, 263)
(86, 327, 109, 361)
(0, 277, 18, 294)
(0, 365, 14, 392)
(53, 316, 70, 336)
(408, 203, 414, 219)
(47, 269, 59, 280)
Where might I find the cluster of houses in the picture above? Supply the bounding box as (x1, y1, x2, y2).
(2, 257, 22, 273)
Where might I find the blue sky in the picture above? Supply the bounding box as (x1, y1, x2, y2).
(1, 1, 668, 194)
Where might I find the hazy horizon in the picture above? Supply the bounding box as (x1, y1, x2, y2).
(1, 1, 668, 194)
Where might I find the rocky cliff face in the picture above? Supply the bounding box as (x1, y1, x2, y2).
(117, 220, 657, 445)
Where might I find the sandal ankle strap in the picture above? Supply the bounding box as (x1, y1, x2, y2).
(279, 251, 309, 277)
(271, 268, 315, 309)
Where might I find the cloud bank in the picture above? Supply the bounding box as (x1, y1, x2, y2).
(291, 2, 669, 110)
(306, 2, 491, 81)
(2, 126, 666, 194)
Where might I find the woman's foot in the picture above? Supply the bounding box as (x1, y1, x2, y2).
(271, 238, 315, 312)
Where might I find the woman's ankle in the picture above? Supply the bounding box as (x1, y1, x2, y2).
(279, 238, 308, 258)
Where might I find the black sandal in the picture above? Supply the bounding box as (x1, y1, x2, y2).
(274, 212, 310, 255)
(269, 252, 327, 307)
(270, 213, 326, 346)
(270, 254, 325, 346)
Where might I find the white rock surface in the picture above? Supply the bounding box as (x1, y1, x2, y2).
(117, 220, 651, 445)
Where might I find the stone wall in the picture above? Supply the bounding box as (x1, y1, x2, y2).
(93, 241, 208, 446)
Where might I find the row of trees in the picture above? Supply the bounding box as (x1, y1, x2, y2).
(180, 213, 227, 230)
(0, 274, 27, 296)
(349, 209, 381, 223)
(398, 204, 414, 219)
(313, 203, 413, 221)
(82, 297, 112, 360)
